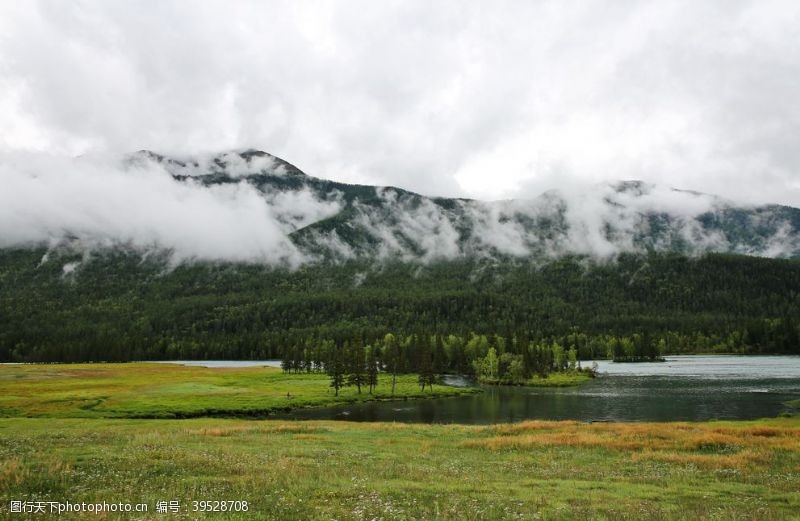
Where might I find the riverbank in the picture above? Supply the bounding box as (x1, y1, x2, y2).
(1, 416, 798, 519)
(0, 363, 478, 419)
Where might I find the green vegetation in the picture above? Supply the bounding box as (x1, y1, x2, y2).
(1, 417, 798, 520)
(470, 344, 596, 385)
(2, 249, 800, 364)
(282, 332, 593, 392)
(525, 372, 593, 387)
(475, 371, 593, 387)
(0, 364, 796, 518)
(0, 363, 477, 419)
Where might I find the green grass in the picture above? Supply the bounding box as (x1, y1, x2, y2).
(0, 363, 478, 419)
(527, 372, 592, 387)
(478, 372, 592, 387)
(1, 363, 798, 519)
(0, 417, 798, 520)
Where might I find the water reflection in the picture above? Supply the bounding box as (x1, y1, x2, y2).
(278, 356, 800, 424)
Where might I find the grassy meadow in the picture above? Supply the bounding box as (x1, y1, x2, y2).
(1, 363, 798, 519)
(0, 417, 798, 520)
(0, 363, 478, 419)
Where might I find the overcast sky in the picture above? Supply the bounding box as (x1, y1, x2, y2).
(1, 0, 799, 205)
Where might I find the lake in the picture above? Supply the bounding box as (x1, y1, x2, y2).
(276, 355, 800, 423)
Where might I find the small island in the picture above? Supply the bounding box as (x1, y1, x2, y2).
(608, 335, 666, 362)
(471, 345, 597, 386)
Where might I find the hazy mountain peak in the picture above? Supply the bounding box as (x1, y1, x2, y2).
(2, 150, 799, 264)
(129, 149, 309, 180)
(610, 179, 654, 195)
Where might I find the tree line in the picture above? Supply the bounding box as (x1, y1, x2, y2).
(282, 330, 688, 390)
(1, 249, 799, 363)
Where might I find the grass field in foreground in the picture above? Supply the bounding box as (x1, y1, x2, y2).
(0, 417, 798, 520)
(0, 363, 478, 418)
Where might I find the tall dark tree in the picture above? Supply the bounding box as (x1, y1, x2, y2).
(432, 334, 446, 374)
(366, 344, 379, 394)
(346, 341, 367, 394)
(281, 348, 293, 373)
(417, 341, 435, 392)
(383, 333, 399, 397)
(326, 343, 346, 396)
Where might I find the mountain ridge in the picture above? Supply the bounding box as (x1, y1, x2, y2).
(128, 149, 800, 262)
(3, 150, 800, 362)
(3, 149, 799, 264)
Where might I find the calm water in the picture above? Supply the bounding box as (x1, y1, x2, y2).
(278, 356, 800, 423)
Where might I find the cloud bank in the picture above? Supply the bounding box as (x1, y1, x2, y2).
(1, 152, 797, 265)
(0, 152, 340, 264)
(1, 1, 799, 207)
(305, 180, 799, 262)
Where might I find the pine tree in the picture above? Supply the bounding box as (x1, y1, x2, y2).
(326, 344, 346, 396)
(346, 341, 367, 394)
(417, 341, 435, 391)
(281, 347, 293, 373)
(432, 334, 446, 374)
(366, 344, 379, 394)
(383, 333, 398, 397)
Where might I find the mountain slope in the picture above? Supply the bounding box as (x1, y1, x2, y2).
(1, 248, 799, 362)
(134, 150, 800, 262)
(3, 150, 800, 362)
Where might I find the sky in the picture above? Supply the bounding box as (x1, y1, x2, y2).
(1, 0, 799, 206)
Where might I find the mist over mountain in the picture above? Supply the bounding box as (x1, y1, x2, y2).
(4, 149, 800, 364)
(2, 149, 799, 266)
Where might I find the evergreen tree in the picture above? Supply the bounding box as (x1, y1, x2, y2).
(281, 348, 293, 373)
(346, 341, 367, 394)
(383, 333, 399, 397)
(326, 344, 346, 396)
(366, 344, 379, 394)
(432, 334, 447, 374)
(417, 341, 435, 391)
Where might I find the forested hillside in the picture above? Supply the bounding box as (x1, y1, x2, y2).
(1, 248, 798, 364)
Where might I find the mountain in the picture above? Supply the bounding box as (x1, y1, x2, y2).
(3, 149, 800, 363)
(129, 149, 800, 263)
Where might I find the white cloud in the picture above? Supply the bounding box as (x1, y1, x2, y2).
(0, 1, 798, 265)
(0, 151, 340, 264)
(349, 189, 462, 262)
(265, 188, 342, 233)
(0, 1, 798, 206)
(0, 150, 796, 264)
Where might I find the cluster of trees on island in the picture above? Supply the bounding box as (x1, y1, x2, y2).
(2, 249, 799, 363)
(282, 331, 668, 391)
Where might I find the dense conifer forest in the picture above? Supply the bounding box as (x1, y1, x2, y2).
(1, 248, 799, 368)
